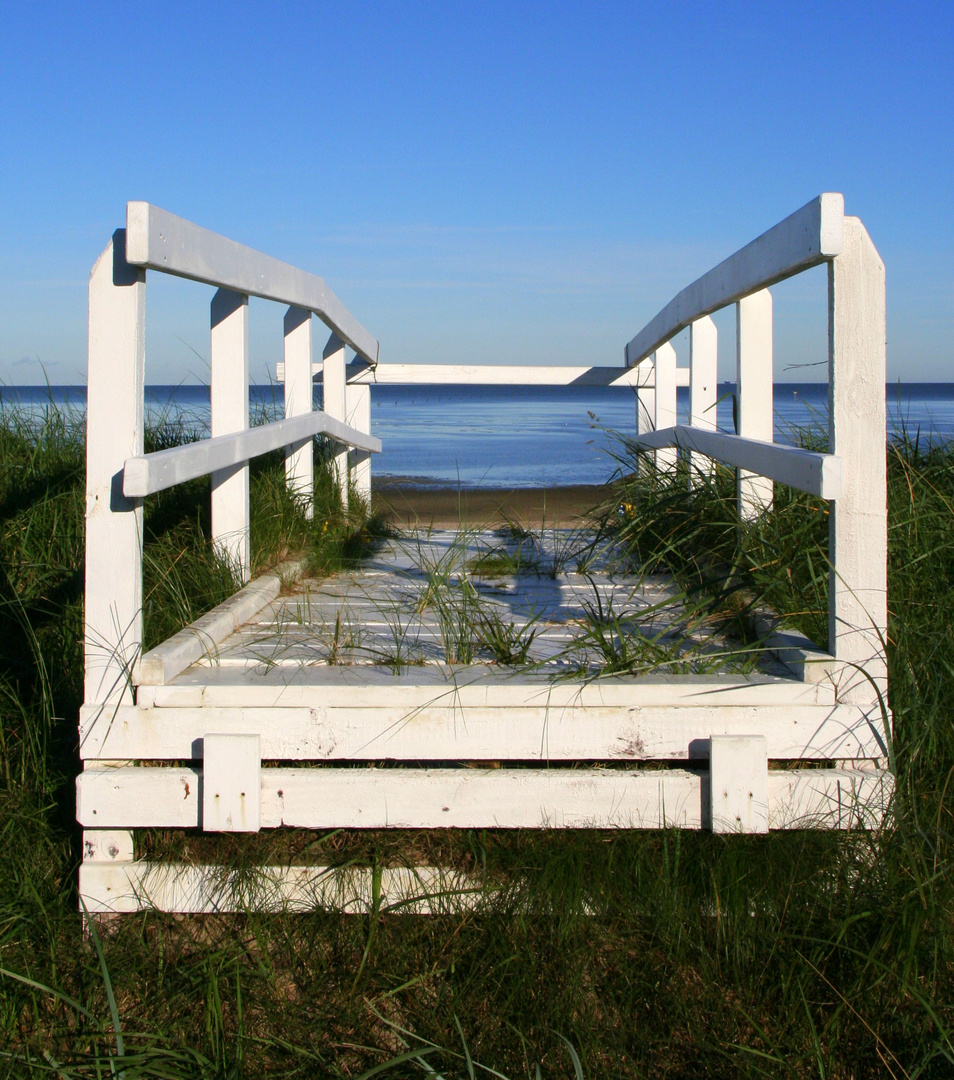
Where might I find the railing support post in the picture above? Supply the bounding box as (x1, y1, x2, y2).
(85, 230, 145, 706)
(283, 306, 314, 519)
(347, 384, 372, 505)
(736, 288, 774, 519)
(689, 315, 718, 485)
(829, 217, 887, 704)
(323, 333, 349, 510)
(210, 289, 250, 581)
(654, 342, 677, 473)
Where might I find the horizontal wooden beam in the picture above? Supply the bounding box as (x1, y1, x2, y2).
(79, 701, 887, 762)
(123, 410, 381, 498)
(634, 425, 843, 499)
(125, 202, 379, 365)
(274, 361, 690, 388)
(626, 193, 844, 367)
(77, 764, 892, 831)
(79, 862, 483, 915)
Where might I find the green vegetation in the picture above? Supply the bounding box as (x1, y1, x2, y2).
(1, 398, 954, 1077)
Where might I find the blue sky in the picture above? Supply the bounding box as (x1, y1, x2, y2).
(1, 0, 951, 384)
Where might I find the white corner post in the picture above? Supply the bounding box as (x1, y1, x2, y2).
(85, 231, 145, 707)
(689, 315, 718, 485)
(210, 289, 250, 582)
(283, 306, 314, 519)
(736, 288, 774, 519)
(347, 384, 372, 505)
(653, 342, 677, 473)
(323, 332, 349, 510)
(828, 217, 887, 705)
(635, 359, 655, 439)
(709, 735, 769, 833)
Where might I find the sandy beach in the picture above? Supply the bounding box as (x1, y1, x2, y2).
(371, 481, 615, 529)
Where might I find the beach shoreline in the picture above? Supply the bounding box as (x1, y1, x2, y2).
(371, 481, 615, 529)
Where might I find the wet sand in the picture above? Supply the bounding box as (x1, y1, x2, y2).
(371, 481, 617, 530)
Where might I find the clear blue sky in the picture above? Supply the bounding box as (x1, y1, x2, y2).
(1, 0, 951, 384)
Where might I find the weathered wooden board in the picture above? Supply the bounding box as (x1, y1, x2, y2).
(77, 765, 892, 831)
(626, 193, 844, 366)
(79, 862, 483, 915)
(124, 202, 379, 364)
(79, 702, 887, 762)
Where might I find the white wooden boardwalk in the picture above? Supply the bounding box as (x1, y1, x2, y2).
(78, 196, 894, 913)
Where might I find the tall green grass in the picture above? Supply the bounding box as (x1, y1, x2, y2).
(1, 399, 953, 1077)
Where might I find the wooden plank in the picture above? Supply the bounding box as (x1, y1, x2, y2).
(79, 702, 888, 763)
(203, 733, 261, 832)
(133, 560, 303, 685)
(76, 764, 891, 831)
(145, 669, 837, 708)
(737, 289, 774, 517)
(635, 427, 843, 499)
(654, 344, 677, 473)
(79, 862, 482, 915)
(323, 333, 349, 509)
(85, 232, 145, 706)
(123, 405, 381, 498)
(625, 193, 844, 367)
(210, 288, 250, 582)
(347, 384, 372, 503)
(124, 202, 379, 364)
(82, 829, 134, 863)
(710, 735, 769, 833)
(283, 306, 315, 519)
(828, 218, 888, 705)
(689, 315, 718, 483)
(275, 361, 691, 388)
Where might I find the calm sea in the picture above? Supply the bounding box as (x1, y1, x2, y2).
(4, 382, 953, 489)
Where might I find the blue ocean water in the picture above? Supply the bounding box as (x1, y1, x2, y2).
(3, 382, 954, 489)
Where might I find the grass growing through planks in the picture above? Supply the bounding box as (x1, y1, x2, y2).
(1, 397, 954, 1075)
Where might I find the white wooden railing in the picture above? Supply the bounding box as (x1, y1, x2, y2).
(84, 203, 382, 708)
(626, 194, 886, 706)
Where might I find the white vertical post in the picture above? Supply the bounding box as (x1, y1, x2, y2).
(689, 315, 718, 485)
(347, 383, 372, 505)
(210, 289, 250, 581)
(283, 306, 314, 519)
(736, 288, 774, 519)
(828, 217, 887, 704)
(654, 342, 677, 473)
(635, 359, 655, 438)
(323, 332, 348, 510)
(85, 231, 145, 706)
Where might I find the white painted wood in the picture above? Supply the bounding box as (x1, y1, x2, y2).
(132, 560, 304, 685)
(689, 316, 718, 483)
(323, 333, 349, 510)
(635, 359, 655, 439)
(79, 863, 482, 915)
(123, 410, 381, 498)
(76, 764, 892, 831)
(347, 383, 372, 503)
(626, 194, 844, 366)
(202, 733, 261, 832)
(634, 427, 842, 499)
(79, 701, 888, 763)
(653, 343, 678, 472)
(85, 232, 145, 706)
(710, 735, 769, 833)
(737, 289, 774, 518)
(147, 670, 837, 709)
(283, 306, 314, 519)
(82, 829, 134, 863)
(275, 361, 691, 387)
(828, 217, 888, 705)
(125, 202, 379, 364)
(210, 288, 250, 582)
